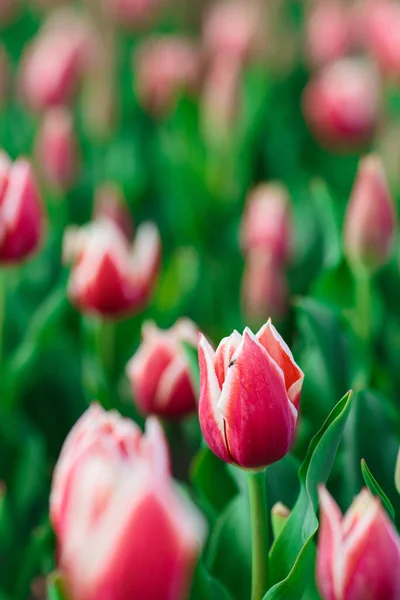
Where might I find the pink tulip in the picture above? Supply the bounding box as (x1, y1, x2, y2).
(63, 218, 161, 318)
(93, 183, 134, 241)
(102, 0, 165, 29)
(51, 404, 206, 600)
(203, 0, 262, 65)
(240, 183, 292, 264)
(35, 107, 79, 192)
(127, 319, 198, 418)
(133, 36, 201, 117)
(302, 58, 381, 150)
(20, 10, 94, 112)
(241, 252, 288, 323)
(317, 486, 400, 600)
(305, 1, 352, 68)
(344, 155, 396, 270)
(0, 152, 44, 263)
(198, 320, 303, 469)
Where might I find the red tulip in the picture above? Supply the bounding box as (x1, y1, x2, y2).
(344, 155, 396, 271)
(63, 218, 161, 318)
(241, 252, 288, 324)
(51, 404, 206, 600)
(133, 36, 201, 117)
(305, 1, 352, 68)
(317, 486, 400, 600)
(240, 183, 292, 264)
(35, 107, 80, 192)
(20, 10, 93, 112)
(127, 319, 198, 418)
(0, 152, 44, 263)
(198, 320, 303, 469)
(302, 58, 381, 150)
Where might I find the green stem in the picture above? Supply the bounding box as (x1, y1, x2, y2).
(82, 316, 115, 409)
(247, 469, 269, 600)
(352, 265, 372, 390)
(0, 269, 7, 367)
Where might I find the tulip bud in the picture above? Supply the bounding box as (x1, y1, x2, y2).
(51, 404, 206, 600)
(133, 36, 201, 117)
(241, 183, 292, 263)
(302, 58, 381, 150)
(241, 252, 289, 324)
(344, 155, 396, 271)
(203, 0, 262, 65)
(305, 1, 352, 68)
(93, 182, 134, 240)
(126, 319, 198, 419)
(102, 0, 164, 29)
(20, 10, 94, 112)
(63, 218, 161, 318)
(0, 153, 44, 263)
(35, 107, 79, 192)
(198, 319, 303, 469)
(271, 502, 290, 539)
(317, 486, 400, 600)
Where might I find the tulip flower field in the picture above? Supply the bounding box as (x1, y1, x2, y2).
(3, 1, 400, 599)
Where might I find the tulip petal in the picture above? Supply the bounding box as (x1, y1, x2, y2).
(155, 355, 196, 417)
(217, 328, 297, 469)
(198, 334, 232, 463)
(213, 330, 242, 388)
(257, 319, 304, 409)
(317, 486, 343, 600)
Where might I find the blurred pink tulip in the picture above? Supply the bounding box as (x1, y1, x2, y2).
(102, 0, 165, 29)
(93, 183, 134, 241)
(51, 404, 206, 600)
(0, 152, 44, 263)
(344, 155, 396, 271)
(203, 0, 262, 65)
(133, 36, 201, 117)
(63, 218, 161, 318)
(0, 0, 20, 26)
(241, 252, 288, 323)
(198, 320, 303, 468)
(241, 183, 292, 264)
(317, 486, 400, 600)
(20, 10, 94, 112)
(305, 1, 352, 68)
(359, 0, 400, 80)
(127, 319, 198, 418)
(0, 43, 10, 109)
(302, 58, 381, 150)
(35, 107, 80, 192)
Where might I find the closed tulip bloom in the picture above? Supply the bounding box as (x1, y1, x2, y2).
(20, 11, 93, 112)
(359, 0, 400, 80)
(241, 183, 292, 264)
(344, 155, 396, 271)
(127, 319, 198, 418)
(0, 152, 44, 263)
(302, 58, 381, 150)
(198, 320, 303, 469)
(51, 404, 206, 600)
(241, 252, 288, 323)
(317, 486, 400, 600)
(134, 37, 201, 117)
(305, 1, 352, 68)
(35, 107, 79, 192)
(102, 0, 164, 29)
(63, 218, 161, 318)
(93, 183, 134, 241)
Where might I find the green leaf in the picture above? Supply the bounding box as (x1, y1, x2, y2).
(310, 179, 342, 270)
(264, 391, 353, 600)
(361, 459, 396, 521)
(190, 563, 232, 600)
(46, 572, 67, 600)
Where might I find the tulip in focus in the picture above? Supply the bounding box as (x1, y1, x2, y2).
(241, 183, 292, 264)
(302, 58, 381, 150)
(93, 182, 134, 240)
(305, 1, 352, 68)
(198, 319, 303, 469)
(317, 486, 400, 600)
(0, 152, 44, 263)
(63, 217, 161, 318)
(103, 0, 164, 29)
(20, 10, 94, 112)
(127, 319, 198, 418)
(344, 155, 396, 271)
(35, 107, 79, 192)
(241, 252, 288, 323)
(51, 404, 206, 600)
(133, 37, 200, 117)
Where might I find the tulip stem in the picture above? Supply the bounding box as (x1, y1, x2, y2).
(354, 266, 371, 344)
(247, 469, 269, 600)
